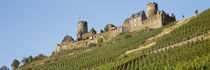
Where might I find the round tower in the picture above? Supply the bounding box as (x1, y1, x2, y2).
(147, 2, 158, 18)
(78, 21, 88, 34)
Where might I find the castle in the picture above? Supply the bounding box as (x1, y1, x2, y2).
(56, 2, 175, 52)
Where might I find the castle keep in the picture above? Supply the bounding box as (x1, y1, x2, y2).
(56, 2, 175, 52)
(147, 2, 158, 19)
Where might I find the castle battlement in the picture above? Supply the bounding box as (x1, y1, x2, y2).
(56, 2, 175, 52)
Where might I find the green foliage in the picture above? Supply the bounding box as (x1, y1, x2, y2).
(124, 34, 132, 39)
(94, 9, 210, 70)
(171, 13, 175, 18)
(148, 9, 210, 52)
(11, 59, 20, 70)
(21, 57, 29, 65)
(182, 15, 185, 18)
(0, 66, 9, 70)
(164, 13, 176, 24)
(18, 9, 210, 70)
(111, 40, 210, 70)
(89, 43, 97, 48)
(18, 27, 162, 70)
(97, 38, 103, 43)
(103, 34, 110, 40)
(195, 10, 198, 14)
(34, 54, 47, 61)
(104, 24, 109, 32)
(28, 56, 33, 63)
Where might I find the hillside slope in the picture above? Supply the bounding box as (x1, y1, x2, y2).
(93, 9, 210, 70)
(18, 9, 210, 70)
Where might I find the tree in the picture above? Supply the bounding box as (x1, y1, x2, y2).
(11, 59, 20, 70)
(104, 24, 109, 32)
(182, 15, 185, 18)
(21, 57, 29, 65)
(98, 38, 103, 43)
(29, 56, 33, 63)
(34, 54, 47, 60)
(89, 43, 97, 47)
(171, 13, 175, 18)
(195, 10, 198, 15)
(0, 66, 9, 70)
(171, 13, 176, 21)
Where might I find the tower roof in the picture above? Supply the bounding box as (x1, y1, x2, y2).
(89, 28, 97, 34)
(130, 10, 146, 18)
(62, 35, 74, 43)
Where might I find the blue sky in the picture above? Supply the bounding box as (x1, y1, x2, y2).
(0, 0, 209, 69)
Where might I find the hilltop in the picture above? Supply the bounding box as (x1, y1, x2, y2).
(56, 2, 175, 53)
(10, 1, 210, 70)
(15, 8, 210, 70)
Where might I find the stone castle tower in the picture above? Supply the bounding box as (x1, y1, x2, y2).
(78, 21, 88, 34)
(147, 2, 158, 19)
(56, 2, 176, 53)
(77, 20, 88, 40)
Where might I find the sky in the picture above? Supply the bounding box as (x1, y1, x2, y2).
(0, 0, 209, 69)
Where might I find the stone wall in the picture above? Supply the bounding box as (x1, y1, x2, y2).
(55, 2, 175, 53)
(78, 21, 88, 34)
(147, 2, 158, 19)
(56, 31, 114, 52)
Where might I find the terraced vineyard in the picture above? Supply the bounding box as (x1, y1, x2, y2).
(148, 8, 210, 52)
(18, 9, 210, 70)
(18, 26, 163, 70)
(113, 40, 210, 70)
(93, 9, 210, 70)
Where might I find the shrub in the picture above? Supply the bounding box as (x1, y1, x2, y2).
(89, 43, 97, 48)
(98, 38, 103, 43)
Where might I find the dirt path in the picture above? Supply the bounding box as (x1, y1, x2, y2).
(122, 16, 194, 56)
(150, 34, 210, 54)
